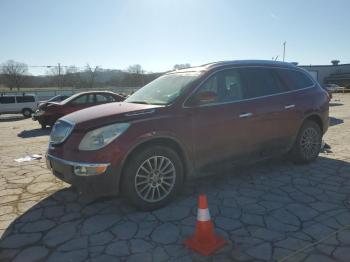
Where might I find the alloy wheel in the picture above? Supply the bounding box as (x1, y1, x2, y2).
(300, 127, 320, 160)
(134, 155, 176, 203)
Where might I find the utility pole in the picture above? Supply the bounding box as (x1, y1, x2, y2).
(283, 41, 286, 62)
(58, 63, 61, 89)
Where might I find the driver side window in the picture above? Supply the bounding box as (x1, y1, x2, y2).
(192, 69, 244, 105)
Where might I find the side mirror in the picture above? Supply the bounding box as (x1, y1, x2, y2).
(195, 91, 217, 104)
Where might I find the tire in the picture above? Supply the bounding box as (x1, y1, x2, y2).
(22, 108, 32, 118)
(290, 120, 322, 164)
(122, 145, 184, 211)
(39, 120, 47, 129)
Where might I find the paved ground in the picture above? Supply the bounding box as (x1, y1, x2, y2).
(0, 94, 349, 262)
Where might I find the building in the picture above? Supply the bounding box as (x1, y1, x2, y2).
(299, 61, 350, 88)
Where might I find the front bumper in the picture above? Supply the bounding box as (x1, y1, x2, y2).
(32, 110, 44, 121)
(46, 154, 120, 196)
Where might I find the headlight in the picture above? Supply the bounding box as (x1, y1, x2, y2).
(78, 123, 130, 151)
(35, 110, 45, 116)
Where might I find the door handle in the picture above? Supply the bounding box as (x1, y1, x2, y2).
(284, 104, 295, 109)
(239, 112, 253, 118)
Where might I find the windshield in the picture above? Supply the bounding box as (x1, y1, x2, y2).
(125, 72, 201, 105)
(48, 95, 62, 102)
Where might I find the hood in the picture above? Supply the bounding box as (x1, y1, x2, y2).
(39, 101, 61, 110)
(62, 102, 162, 130)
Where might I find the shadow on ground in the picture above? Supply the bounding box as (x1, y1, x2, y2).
(329, 102, 344, 107)
(0, 115, 25, 122)
(0, 156, 350, 261)
(17, 128, 51, 138)
(329, 117, 344, 127)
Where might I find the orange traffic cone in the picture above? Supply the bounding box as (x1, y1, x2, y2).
(184, 194, 227, 256)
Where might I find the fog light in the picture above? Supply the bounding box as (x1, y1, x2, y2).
(74, 165, 108, 176)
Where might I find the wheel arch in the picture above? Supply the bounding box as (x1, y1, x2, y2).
(303, 114, 324, 133)
(118, 136, 193, 193)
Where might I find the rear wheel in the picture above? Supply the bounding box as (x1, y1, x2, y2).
(22, 108, 32, 118)
(290, 120, 322, 164)
(122, 145, 184, 211)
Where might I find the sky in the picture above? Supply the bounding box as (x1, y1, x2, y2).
(0, 0, 350, 75)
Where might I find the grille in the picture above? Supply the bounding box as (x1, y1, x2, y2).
(49, 120, 74, 145)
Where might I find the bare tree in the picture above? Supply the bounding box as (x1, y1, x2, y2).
(127, 64, 145, 86)
(46, 65, 63, 88)
(127, 64, 144, 74)
(65, 66, 81, 88)
(173, 63, 191, 70)
(0, 60, 29, 90)
(85, 64, 101, 89)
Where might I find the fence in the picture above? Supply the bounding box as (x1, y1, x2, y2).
(0, 87, 139, 100)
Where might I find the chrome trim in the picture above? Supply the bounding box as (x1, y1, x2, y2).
(125, 109, 156, 117)
(284, 104, 295, 109)
(46, 153, 110, 168)
(182, 65, 316, 109)
(239, 112, 253, 118)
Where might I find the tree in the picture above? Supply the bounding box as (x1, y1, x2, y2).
(85, 64, 101, 89)
(173, 63, 191, 70)
(46, 65, 63, 88)
(0, 60, 29, 90)
(127, 64, 144, 74)
(127, 64, 145, 86)
(64, 66, 81, 88)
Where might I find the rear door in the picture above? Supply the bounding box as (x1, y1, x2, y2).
(239, 67, 300, 156)
(63, 94, 95, 115)
(274, 68, 317, 137)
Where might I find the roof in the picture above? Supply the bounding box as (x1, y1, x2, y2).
(62, 90, 119, 104)
(168, 60, 297, 74)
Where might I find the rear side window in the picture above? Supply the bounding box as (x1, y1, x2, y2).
(95, 94, 116, 103)
(0, 97, 15, 104)
(275, 69, 314, 90)
(240, 68, 288, 98)
(16, 96, 35, 103)
(105, 94, 117, 102)
(95, 94, 108, 102)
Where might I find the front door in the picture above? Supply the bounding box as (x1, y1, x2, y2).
(63, 94, 95, 115)
(185, 68, 259, 170)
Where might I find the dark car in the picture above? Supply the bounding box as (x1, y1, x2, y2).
(33, 91, 124, 128)
(46, 60, 330, 210)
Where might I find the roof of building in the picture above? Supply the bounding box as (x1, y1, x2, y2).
(300, 63, 350, 68)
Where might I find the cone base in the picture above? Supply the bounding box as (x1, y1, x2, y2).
(184, 234, 227, 256)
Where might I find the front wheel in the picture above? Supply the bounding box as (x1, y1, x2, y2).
(122, 146, 184, 211)
(290, 120, 322, 164)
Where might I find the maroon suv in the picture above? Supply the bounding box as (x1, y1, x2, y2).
(33, 91, 124, 128)
(46, 60, 329, 210)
